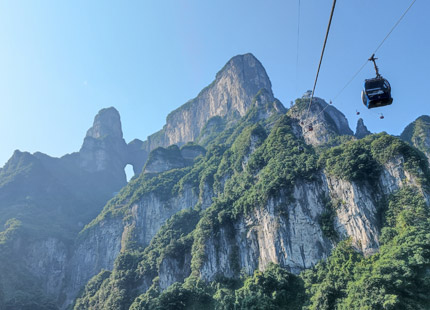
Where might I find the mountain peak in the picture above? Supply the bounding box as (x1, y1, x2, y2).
(79, 107, 128, 174)
(86, 107, 123, 139)
(355, 118, 371, 139)
(215, 53, 273, 99)
(143, 54, 276, 150)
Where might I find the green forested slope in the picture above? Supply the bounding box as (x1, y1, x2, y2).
(74, 101, 430, 310)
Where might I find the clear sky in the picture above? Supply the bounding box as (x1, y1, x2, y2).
(0, 0, 429, 169)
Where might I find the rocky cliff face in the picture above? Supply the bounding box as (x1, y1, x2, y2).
(2, 53, 430, 310)
(132, 54, 275, 156)
(161, 53, 273, 145)
(142, 145, 204, 174)
(71, 101, 430, 310)
(68, 56, 430, 310)
(23, 238, 68, 299)
(0, 107, 137, 309)
(0, 53, 282, 310)
(400, 115, 430, 162)
(355, 118, 371, 139)
(65, 217, 124, 307)
(198, 149, 427, 280)
(287, 93, 354, 146)
(79, 107, 128, 181)
(200, 178, 333, 278)
(63, 182, 205, 308)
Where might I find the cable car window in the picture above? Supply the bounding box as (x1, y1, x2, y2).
(366, 80, 383, 89)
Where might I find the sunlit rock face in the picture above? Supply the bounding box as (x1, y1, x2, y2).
(141, 53, 274, 151)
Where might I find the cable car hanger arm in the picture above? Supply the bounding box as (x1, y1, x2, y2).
(368, 54, 381, 78)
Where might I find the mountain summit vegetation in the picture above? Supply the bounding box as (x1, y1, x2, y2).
(0, 54, 429, 310)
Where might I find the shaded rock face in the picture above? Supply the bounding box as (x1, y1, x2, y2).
(142, 144, 205, 175)
(0, 107, 136, 309)
(400, 115, 430, 163)
(63, 184, 203, 309)
(79, 107, 128, 177)
(251, 89, 286, 123)
(127, 139, 149, 175)
(129, 186, 200, 246)
(325, 176, 380, 255)
(180, 144, 206, 161)
(143, 146, 187, 174)
(159, 253, 192, 290)
(288, 94, 353, 146)
(0, 151, 72, 210)
(355, 118, 371, 139)
(86, 107, 124, 139)
(379, 155, 429, 203)
(327, 154, 427, 256)
(64, 218, 124, 307)
(23, 238, 68, 299)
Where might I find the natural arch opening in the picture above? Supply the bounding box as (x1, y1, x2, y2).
(124, 164, 134, 182)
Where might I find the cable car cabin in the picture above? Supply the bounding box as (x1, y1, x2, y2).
(361, 77, 393, 109)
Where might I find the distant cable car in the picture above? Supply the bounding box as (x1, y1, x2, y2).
(379, 114, 384, 119)
(329, 100, 333, 105)
(361, 54, 393, 109)
(356, 110, 360, 115)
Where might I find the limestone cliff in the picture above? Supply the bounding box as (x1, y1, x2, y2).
(127, 53, 275, 169)
(0, 107, 133, 309)
(400, 115, 430, 162)
(71, 100, 430, 310)
(287, 92, 354, 146)
(79, 107, 128, 177)
(2, 53, 430, 310)
(355, 118, 371, 139)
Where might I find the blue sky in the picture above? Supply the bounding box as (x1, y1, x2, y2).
(0, 0, 428, 169)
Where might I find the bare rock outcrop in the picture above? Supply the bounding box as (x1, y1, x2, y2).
(288, 92, 353, 146)
(400, 115, 430, 163)
(355, 118, 371, 139)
